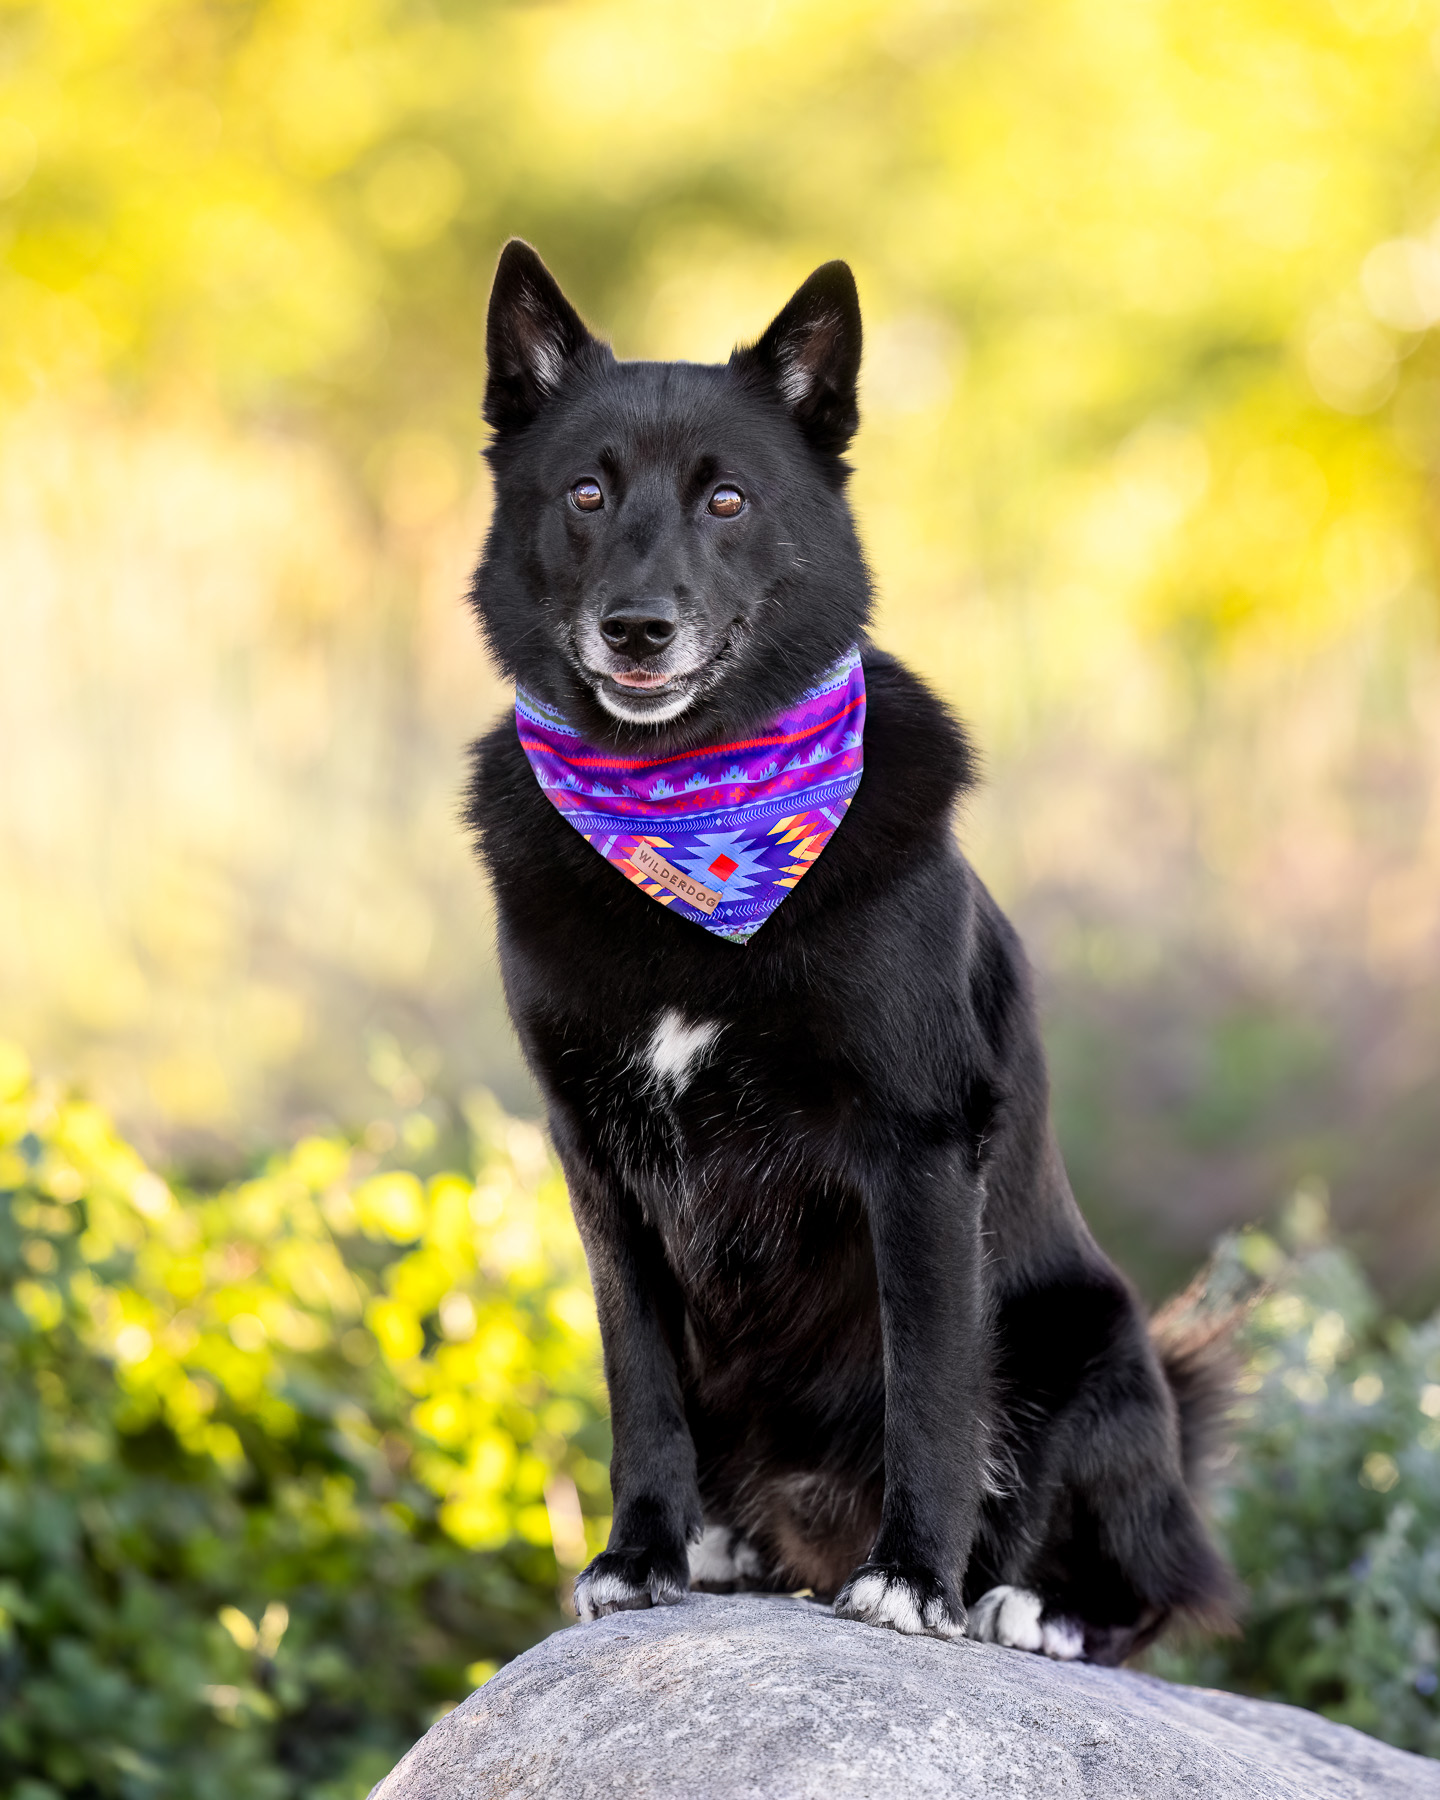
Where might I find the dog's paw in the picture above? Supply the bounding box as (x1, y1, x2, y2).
(688, 1524, 765, 1591)
(833, 1562, 966, 1641)
(572, 1546, 688, 1622)
(966, 1585, 1084, 1661)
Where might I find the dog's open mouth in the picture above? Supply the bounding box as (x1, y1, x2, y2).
(592, 664, 699, 724)
(577, 628, 742, 725)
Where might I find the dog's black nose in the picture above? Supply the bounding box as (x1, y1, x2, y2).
(598, 599, 678, 656)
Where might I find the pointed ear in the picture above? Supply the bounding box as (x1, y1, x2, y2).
(730, 262, 862, 456)
(485, 240, 601, 433)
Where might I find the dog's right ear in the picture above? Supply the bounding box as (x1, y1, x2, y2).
(484, 241, 600, 433)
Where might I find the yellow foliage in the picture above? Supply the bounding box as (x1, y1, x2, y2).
(356, 1172, 427, 1244)
(0, 1057, 610, 1566)
(0, 1042, 30, 1101)
(366, 1297, 424, 1365)
(14, 1279, 63, 1332)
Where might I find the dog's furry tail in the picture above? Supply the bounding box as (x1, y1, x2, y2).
(1148, 1271, 1252, 1638)
(1149, 1273, 1245, 1495)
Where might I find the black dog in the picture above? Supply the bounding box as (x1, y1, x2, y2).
(466, 240, 1231, 1663)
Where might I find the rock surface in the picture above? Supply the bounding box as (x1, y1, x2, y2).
(371, 1592, 1440, 1799)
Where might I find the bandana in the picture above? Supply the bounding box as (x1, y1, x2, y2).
(516, 649, 865, 944)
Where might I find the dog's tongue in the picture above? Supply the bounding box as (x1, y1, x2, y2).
(611, 670, 670, 690)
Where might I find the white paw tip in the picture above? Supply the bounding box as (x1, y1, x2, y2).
(573, 1569, 648, 1621)
(1041, 1617, 1085, 1661)
(836, 1572, 963, 1641)
(967, 1585, 1043, 1652)
(968, 1586, 1085, 1660)
(688, 1524, 762, 1586)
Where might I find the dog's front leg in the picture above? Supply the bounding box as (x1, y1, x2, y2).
(834, 1143, 984, 1640)
(558, 1146, 702, 1621)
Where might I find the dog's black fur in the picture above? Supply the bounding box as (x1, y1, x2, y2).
(466, 241, 1232, 1663)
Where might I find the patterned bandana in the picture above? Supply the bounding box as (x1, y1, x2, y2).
(516, 649, 865, 944)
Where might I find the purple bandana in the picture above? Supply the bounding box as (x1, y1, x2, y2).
(516, 649, 865, 944)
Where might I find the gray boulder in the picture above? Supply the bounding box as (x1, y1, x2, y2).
(371, 1592, 1440, 1799)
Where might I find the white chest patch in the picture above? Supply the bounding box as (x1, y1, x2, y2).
(646, 1010, 721, 1094)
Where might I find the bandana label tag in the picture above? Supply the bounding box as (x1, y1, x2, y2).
(630, 843, 721, 914)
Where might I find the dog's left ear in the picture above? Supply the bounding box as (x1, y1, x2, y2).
(731, 262, 862, 456)
(485, 240, 601, 433)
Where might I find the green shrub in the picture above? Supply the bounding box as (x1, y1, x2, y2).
(1154, 1199, 1440, 1755)
(4, 1036, 1440, 1784)
(0, 1042, 609, 1799)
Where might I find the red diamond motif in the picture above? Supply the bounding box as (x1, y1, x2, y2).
(708, 853, 738, 882)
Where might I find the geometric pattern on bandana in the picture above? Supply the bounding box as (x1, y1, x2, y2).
(515, 647, 865, 944)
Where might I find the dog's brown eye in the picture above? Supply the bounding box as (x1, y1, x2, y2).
(708, 486, 745, 518)
(570, 479, 604, 512)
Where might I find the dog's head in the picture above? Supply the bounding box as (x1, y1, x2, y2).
(472, 241, 872, 746)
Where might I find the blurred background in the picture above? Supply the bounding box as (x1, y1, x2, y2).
(3, 0, 1440, 1302)
(4, 3, 1440, 1786)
